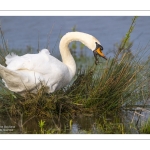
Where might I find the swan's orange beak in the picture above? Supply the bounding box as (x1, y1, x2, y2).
(95, 47, 107, 60)
(93, 43, 107, 65)
(93, 44, 107, 65)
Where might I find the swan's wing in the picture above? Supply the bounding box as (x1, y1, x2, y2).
(5, 52, 32, 71)
(5, 52, 19, 65)
(5, 49, 52, 72)
(5, 49, 66, 77)
(3, 49, 69, 93)
(0, 64, 30, 92)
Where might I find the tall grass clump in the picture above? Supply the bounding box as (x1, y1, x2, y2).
(85, 54, 139, 111)
(79, 17, 147, 111)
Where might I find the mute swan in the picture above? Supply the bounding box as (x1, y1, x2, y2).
(0, 32, 107, 96)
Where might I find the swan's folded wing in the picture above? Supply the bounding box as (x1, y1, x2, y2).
(5, 49, 51, 72)
(5, 52, 19, 65)
(5, 54, 34, 71)
(0, 64, 29, 92)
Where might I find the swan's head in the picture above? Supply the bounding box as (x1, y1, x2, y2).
(78, 32, 107, 64)
(60, 32, 107, 65)
(93, 42, 107, 65)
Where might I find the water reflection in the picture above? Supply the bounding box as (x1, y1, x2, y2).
(71, 123, 79, 134)
(0, 108, 150, 134)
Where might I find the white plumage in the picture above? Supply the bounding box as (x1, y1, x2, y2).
(0, 32, 106, 96)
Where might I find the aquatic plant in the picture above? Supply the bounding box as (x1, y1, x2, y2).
(140, 117, 150, 134)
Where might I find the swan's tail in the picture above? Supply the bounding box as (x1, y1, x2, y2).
(0, 64, 27, 92)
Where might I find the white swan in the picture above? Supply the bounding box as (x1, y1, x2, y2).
(0, 32, 107, 96)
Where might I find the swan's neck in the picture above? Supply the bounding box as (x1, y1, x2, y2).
(59, 32, 92, 79)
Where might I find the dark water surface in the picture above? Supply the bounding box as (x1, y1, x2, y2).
(0, 16, 150, 58)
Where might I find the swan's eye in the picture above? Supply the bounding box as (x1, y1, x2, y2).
(95, 42, 103, 50)
(100, 45, 103, 50)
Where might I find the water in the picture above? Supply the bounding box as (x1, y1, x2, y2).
(0, 16, 150, 58)
(1, 110, 148, 134)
